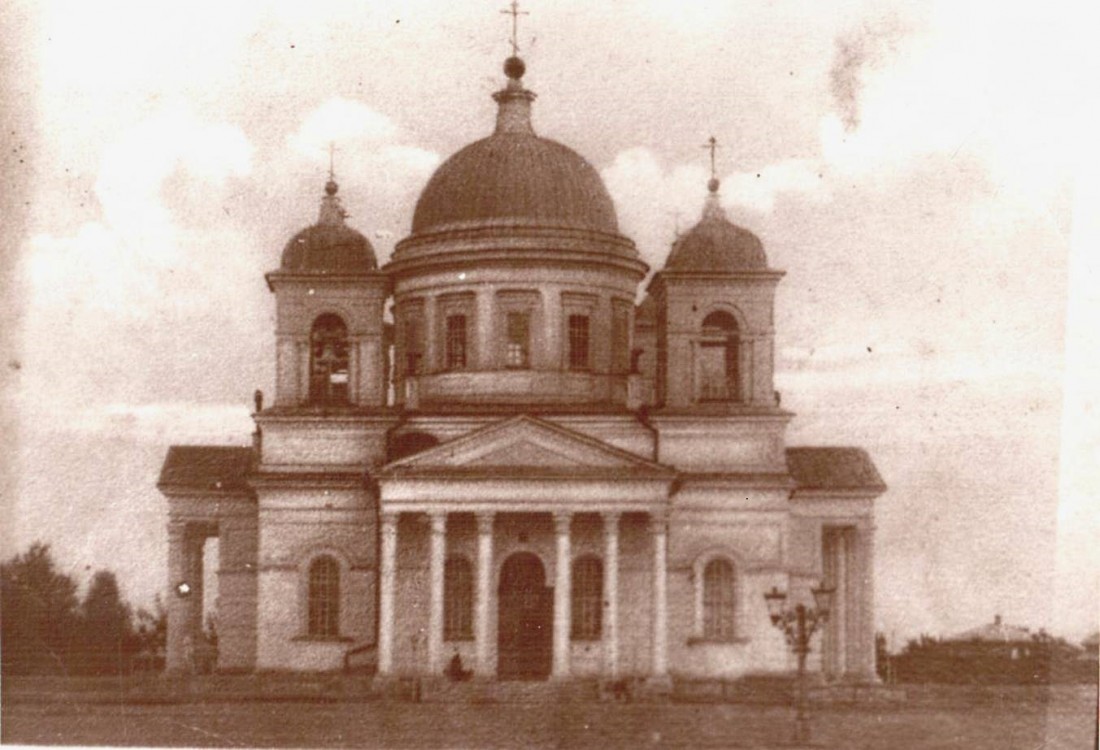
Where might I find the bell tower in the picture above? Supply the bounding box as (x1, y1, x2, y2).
(265, 177, 391, 409)
(649, 171, 784, 411)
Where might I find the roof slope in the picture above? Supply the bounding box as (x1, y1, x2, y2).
(158, 446, 254, 492)
(786, 447, 886, 493)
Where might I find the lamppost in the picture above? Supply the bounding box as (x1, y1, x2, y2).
(764, 583, 835, 745)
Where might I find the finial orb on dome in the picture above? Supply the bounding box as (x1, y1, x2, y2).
(707, 177, 720, 193)
(504, 55, 526, 80)
(325, 179, 339, 196)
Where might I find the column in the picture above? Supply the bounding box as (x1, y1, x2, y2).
(297, 339, 310, 402)
(835, 528, 850, 676)
(377, 512, 398, 675)
(165, 522, 189, 672)
(187, 534, 205, 640)
(602, 512, 621, 677)
(651, 514, 668, 677)
(856, 523, 877, 681)
(475, 512, 495, 677)
(424, 296, 438, 372)
(427, 512, 447, 675)
(552, 512, 572, 679)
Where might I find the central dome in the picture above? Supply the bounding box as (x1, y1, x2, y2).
(408, 59, 619, 238)
(411, 134, 619, 236)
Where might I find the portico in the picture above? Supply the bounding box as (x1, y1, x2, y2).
(375, 415, 675, 679)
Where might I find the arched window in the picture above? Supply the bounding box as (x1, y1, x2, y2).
(698, 311, 740, 402)
(444, 556, 473, 641)
(571, 556, 602, 640)
(310, 314, 350, 403)
(307, 556, 340, 637)
(703, 558, 736, 640)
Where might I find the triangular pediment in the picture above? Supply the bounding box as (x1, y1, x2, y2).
(380, 415, 674, 477)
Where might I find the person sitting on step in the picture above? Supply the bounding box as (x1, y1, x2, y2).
(445, 652, 473, 682)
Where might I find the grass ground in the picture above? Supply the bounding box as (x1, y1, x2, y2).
(1, 679, 1095, 749)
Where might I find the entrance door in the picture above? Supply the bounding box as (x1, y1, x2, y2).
(497, 552, 553, 680)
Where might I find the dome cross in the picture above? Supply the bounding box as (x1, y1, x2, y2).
(500, 1, 530, 57)
(702, 136, 721, 183)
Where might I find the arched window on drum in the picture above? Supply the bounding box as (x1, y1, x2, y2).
(697, 311, 740, 402)
(310, 314, 350, 404)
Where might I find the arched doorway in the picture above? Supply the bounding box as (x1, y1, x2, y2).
(497, 552, 553, 680)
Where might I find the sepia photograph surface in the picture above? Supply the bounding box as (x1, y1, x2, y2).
(1, 1, 1096, 748)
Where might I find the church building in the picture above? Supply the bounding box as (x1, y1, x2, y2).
(157, 45, 886, 687)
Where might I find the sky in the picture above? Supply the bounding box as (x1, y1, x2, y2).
(2, 0, 1097, 645)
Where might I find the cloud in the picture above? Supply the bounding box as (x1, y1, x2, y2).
(24, 104, 254, 315)
(721, 159, 828, 214)
(602, 147, 831, 268)
(828, 14, 908, 132)
(284, 99, 441, 256)
(94, 103, 252, 246)
(288, 98, 400, 160)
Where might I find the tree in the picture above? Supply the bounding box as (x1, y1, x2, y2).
(133, 594, 168, 672)
(77, 570, 135, 675)
(0, 542, 81, 675)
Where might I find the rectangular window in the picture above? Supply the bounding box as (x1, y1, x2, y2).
(571, 557, 603, 640)
(444, 557, 473, 641)
(445, 315, 467, 370)
(505, 312, 530, 368)
(568, 315, 590, 371)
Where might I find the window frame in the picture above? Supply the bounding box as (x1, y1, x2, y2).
(437, 293, 476, 372)
(561, 292, 597, 373)
(689, 551, 746, 645)
(702, 558, 736, 641)
(443, 555, 474, 642)
(444, 314, 468, 371)
(306, 555, 341, 638)
(567, 314, 591, 372)
(570, 555, 603, 641)
(400, 301, 425, 376)
(505, 311, 531, 369)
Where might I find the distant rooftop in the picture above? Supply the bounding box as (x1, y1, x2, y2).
(948, 614, 1033, 643)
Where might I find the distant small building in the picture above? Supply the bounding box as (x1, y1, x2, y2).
(894, 615, 1094, 684)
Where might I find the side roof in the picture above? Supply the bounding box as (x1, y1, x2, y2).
(158, 446, 254, 493)
(785, 447, 886, 493)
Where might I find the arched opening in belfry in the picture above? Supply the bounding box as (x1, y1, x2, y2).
(698, 310, 741, 402)
(309, 314, 350, 404)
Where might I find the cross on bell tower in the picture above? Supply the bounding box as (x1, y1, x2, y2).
(702, 135, 721, 190)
